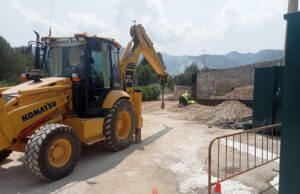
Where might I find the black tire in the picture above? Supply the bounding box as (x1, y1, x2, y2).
(24, 124, 81, 181)
(103, 99, 136, 151)
(0, 149, 12, 163)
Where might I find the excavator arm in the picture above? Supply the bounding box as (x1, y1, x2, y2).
(120, 24, 168, 108)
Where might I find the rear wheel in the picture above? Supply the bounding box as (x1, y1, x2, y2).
(103, 99, 136, 151)
(0, 149, 12, 163)
(24, 124, 81, 181)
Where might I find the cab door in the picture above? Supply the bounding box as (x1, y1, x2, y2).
(73, 39, 121, 118)
(84, 39, 112, 116)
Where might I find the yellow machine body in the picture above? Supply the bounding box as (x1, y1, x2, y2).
(62, 118, 105, 144)
(0, 24, 166, 180)
(0, 77, 131, 152)
(0, 78, 72, 151)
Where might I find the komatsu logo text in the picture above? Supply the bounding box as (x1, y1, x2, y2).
(21, 101, 57, 122)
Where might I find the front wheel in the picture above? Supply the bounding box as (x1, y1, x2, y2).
(24, 124, 81, 181)
(103, 99, 136, 151)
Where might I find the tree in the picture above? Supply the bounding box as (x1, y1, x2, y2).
(184, 63, 201, 75)
(166, 75, 174, 91)
(136, 52, 166, 86)
(0, 35, 33, 85)
(174, 63, 200, 86)
(0, 36, 12, 81)
(136, 57, 158, 86)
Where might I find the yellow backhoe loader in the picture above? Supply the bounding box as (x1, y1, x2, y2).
(0, 24, 167, 181)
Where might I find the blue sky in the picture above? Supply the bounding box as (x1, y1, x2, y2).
(0, 0, 290, 55)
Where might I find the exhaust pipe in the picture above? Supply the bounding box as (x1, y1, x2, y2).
(33, 31, 40, 69)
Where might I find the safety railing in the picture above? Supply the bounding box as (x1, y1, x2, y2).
(207, 124, 281, 194)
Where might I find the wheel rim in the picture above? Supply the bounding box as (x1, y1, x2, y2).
(116, 111, 132, 140)
(48, 138, 72, 168)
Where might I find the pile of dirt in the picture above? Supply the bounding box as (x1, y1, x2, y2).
(142, 100, 252, 129)
(165, 90, 188, 101)
(211, 85, 254, 100)
(193, 100, 252, 129)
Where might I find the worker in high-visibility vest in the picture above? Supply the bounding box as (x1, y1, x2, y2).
(179, 91, 191, 107)
(179, 91, 197, 107)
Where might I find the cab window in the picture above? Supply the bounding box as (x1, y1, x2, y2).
(111, 46, 121, 89)
(89, 39, 111, 89)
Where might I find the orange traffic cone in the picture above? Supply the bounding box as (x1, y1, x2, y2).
(152, 187, 158, 194)
(214, 180, 221, 193)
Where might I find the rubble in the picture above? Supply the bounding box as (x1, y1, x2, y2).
(165, 90, 189, 101)
(210, 85, 254, 100)
(143, 100, 252, 129)
(193, 101, 252, 129)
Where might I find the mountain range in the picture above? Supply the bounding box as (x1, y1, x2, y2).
(161, 49, 284, 75)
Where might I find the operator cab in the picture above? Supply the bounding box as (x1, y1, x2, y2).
(41, 34, 122, 117)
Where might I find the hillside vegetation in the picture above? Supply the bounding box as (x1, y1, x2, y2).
(0, 36, 33, 86)
(162, 50, 284, 75)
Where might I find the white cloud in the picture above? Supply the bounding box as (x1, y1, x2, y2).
(111, 0, 203, 51)
(213, 0, 286, 37)
(59, 13, 115, 36)
(10, 0, 48, 28)
(7, 0, 287, 54)
(9, 0, 116, 37)
(111, 0, 286, 53)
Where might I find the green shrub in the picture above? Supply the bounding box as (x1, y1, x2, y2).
(215, 91, 226, 96)
(0, 79, 21, 87)
(140, 84, 160, 101)
(0, 80, 13, 87)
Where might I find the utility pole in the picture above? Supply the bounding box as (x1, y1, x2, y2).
(203, 49, 206, 67)
(284, 0, 298, 59)
(279, 1, 298, 194)
(288, 0, 298, 13)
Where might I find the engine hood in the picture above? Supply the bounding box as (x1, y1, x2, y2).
(2, 77, 72, 105)
(3, 77, 72, 95)
(0, 77, 73, 150)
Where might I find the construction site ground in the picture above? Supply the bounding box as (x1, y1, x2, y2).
(0, 101, 279, 194)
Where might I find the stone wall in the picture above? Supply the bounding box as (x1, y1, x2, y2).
(196, 59, 284, 98)
(174, 85, 191, 93)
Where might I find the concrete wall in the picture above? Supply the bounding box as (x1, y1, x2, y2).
(174, 85, 191, 93)
(196, 59, 284, 99)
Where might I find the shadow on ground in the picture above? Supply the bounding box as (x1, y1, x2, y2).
(0, 125, 173, 194)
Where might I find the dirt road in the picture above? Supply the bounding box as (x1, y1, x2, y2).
(0, 101, 278, 194)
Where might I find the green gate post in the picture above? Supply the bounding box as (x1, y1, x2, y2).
(280, 11, 300, 194)
(252, 66, 283, 129)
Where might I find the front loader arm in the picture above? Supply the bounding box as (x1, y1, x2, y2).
(120, 24, 167, 81)
(120, 24, 168, 108)
(133, 25, 167, 76)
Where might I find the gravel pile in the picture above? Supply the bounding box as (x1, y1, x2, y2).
(211, 85, 254, 100)
(193, 101, 252, 129)
(165, 90, 188, 101)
